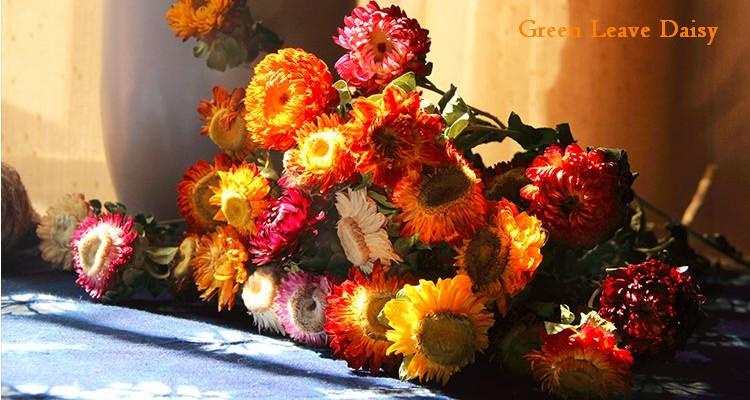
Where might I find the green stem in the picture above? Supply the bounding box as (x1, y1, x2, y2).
(420, 78, 507, 129)
(635, 194, 750, 268)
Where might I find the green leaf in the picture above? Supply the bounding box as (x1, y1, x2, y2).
(88, 199, 102, 214)
(437, 84, 458, 111)
(333, 80, 352, 107)
(444, 113, 470, 139)
(368, 190, 397, 209)
(560, 304, 576, 324)
(527, 302, 558, 319)
(145, 247, 179, 265)
(441, 91, 470, 126)
(506, 112, 560, 150)
(544, 321, 576, 335)
(387, 72, 416, 93)
(259, 166, 279, 181)
(206, 41, 228, 71)
(193, 41, 210, 58)
(103, 201, 126, 215)
(366, 93, 383, 103)
(222, 36, 248, 68)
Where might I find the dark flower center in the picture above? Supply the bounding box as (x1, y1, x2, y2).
(465, 228, 510, 288)
(418, 313, 476, 366)
(561, 195, 582, 213)
(372, 126, 400, 162)
(291, 287, 326, 333)
(419, 166, 472, 208)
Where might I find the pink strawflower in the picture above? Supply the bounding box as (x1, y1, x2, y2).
(249, 186, 322, 265)
(275, 271, 331, 346)
(334, 1, 431, 94)
(71, 213, 138, 299)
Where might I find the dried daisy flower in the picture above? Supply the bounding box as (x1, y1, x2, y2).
(71, 213, 138, 299)
(275, 271, 331, 346)
(282, 114, 356, 192)
(527, 314, 634, 399)
(521, 144, 634, 248)
(598, 259, 705, 356)
(325, 264, 411, 375)
(166, 0, 234, 41)
(454, 199, 547, 314)
(37, 193, 91, 270)
(177, 154, 232, 232)
(335, 188, 401, 273)
(348, 85, 444, 188)
(191, 225, 249, 311)
(392, 145, 487, 244)
(244, 48, 336, 151)
(241, 266, 286, 335)
(383, 275, 494, 385)
(197, 86, 257, 160)
(334, 1, 431, 94)
(209, 162, 270, 236)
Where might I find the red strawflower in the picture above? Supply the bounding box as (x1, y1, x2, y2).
(334, 1, 431, 94)
(527, 318, 634, 399)
(520, 144, 634, 248)
(349, 85, 444, 188)
(598, 259, 705, 356)
(249, 186, 323, 265)
(71, 213, 138, 299)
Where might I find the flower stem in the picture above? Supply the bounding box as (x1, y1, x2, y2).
(420, 78, 507, 129)
(635, 194, 750, 268)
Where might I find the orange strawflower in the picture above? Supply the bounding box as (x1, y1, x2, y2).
(455, 199, 547, 314)
(191, 225, 249, 311)
(325, 264, 412, 375)
(349, 85, 444, 188)
(392, 146, 487, 244)
(244, 48, 337, 151)
(177, 154, 232, 232)
(283, 114, 356, 192)
(198, 86, 257, 160)
(166, 0, 235, 41)
(209, 162, 270, 237)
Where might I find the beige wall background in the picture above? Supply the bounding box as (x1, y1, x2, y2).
(3, 0, 749, 251)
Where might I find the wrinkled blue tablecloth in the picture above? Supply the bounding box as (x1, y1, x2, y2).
(2, 256, 749, 399)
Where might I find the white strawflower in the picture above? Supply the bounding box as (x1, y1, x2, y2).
(36, 193, 91, 270)
(335, 188, 401, 273)
(241, 267, 286, 335)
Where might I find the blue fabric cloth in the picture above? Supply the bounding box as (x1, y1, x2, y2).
(2, 256, 749, 399)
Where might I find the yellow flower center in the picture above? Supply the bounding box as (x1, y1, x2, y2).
(208, 108, 247, 151)
(464, 227, 510, 289)
(290, 287, 326, 333)
(418, 313, 476, 366)
(337, 217, 370, 266)
(419, 166, 472, 209)
(221, 191, 252, 228)
(78, 228, 115, 277)
(299, 130, 342, 173)
(352, 288, 392, 341)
